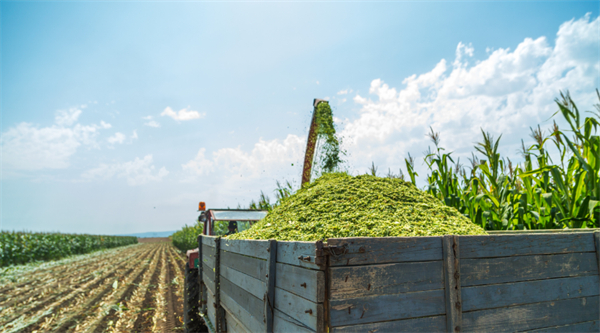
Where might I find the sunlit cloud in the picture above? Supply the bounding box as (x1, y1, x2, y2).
(1, 107, 112, 170)
(82, 154, 169, 186)
(160, 106, 205, 121)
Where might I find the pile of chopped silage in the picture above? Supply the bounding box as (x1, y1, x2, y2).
(229, 173, 486, 241)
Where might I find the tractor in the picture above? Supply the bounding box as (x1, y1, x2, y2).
(183, 203, 267, 333)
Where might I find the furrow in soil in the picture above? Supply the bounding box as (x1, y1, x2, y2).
(0, 245, 154, 333)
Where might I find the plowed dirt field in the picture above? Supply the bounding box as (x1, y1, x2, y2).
(0, 241, 186, 333)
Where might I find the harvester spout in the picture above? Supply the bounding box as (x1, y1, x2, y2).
(301, 99, 328, 187)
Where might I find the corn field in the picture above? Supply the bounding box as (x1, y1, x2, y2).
(409, 91, 600, 230)
(0, 231, 138, 267)
(171, 223, 204, 252)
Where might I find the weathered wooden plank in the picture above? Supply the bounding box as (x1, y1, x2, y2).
(277, 241, 321, 270)
(214, 236, 224, 333)
(202, 255, 215, 270)
(202, 244, 216, 270)
(526, 320, 600, 332)
(277, 263, 325, 303)
(221, 292, 265, 333)
(203, 263, 215, 282)
(443, 235, 462, 333)
(203, 272, 216, 296)
(266, 240, 277, 333)
(462, 296, 599, 332)
(201, 284, 208, 316)
(221, 238, 270, 260)
(220, 264, 266, 300)
(203, 243, 216, 256)
(203, 256, 215, 270)
(329, 289, 446, 327)
(206, 286, 217, 331)
(327, 237, 442, 266)
(220, 250, 267, 281)
(198, 235, 205, 315)
(225, 311, 252, 333)
(273, 308, 316, 333)
(329, 261, 443, 300)
(461, 252, 598, 286)
(203, 236, 217, 247)
(220, 276, 264, 321)
(206, 285, 216, 303)
(225, 308, 251, 333)
(330, 315, 447, 333)
(274, 287, 323, 332)
(460, 233, 596, 259)
(462, 275, 600, 311)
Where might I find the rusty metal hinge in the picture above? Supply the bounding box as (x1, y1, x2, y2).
(315, 241, 348, 266)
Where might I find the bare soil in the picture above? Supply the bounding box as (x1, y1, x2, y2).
(138, 237, 171, 243)
(0, 242, 185, 333)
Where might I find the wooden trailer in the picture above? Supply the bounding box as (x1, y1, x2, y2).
(197, 231, 600, 333)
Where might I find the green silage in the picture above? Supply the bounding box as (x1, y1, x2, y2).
(229, 173, 486, 241)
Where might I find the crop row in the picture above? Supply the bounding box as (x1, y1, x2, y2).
(0, 242, 184, 332)
(0, 231, 138, 267)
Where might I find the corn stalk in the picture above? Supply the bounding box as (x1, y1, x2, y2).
(422, 90, 599, 230)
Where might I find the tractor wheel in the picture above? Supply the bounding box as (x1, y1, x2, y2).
(184, 263, 207, 333)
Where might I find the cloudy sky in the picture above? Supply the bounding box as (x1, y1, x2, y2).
(1, 1, 598, 234)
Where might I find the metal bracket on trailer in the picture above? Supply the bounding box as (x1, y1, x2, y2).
(315, 241, 348, 266)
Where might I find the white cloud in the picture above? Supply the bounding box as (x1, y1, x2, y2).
(160, 107, 205, 121)
(183, 135, 304, 181)
(1, 107, 112, 170)
(107, 132, 126, 144)
(337, 89, 352, 95)
(142, 115, 161, 128)
(82, 155, 169, 186)
(340, 14, 599, 175)
(55, 107, 83, 126)
(181, 134, 305, 206)
(145, 120, 161, 128)
(131, 130, 138, 140)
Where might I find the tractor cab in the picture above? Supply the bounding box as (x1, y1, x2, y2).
(186, 202, 267, 269)
(197, 209, 267, 236)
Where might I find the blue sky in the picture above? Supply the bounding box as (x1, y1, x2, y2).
(1, 1, 599, 234)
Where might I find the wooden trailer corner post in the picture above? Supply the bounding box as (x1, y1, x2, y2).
(265, 240, 277, 333)
(595, 231, 600, 278)
(201, 235, 219, 333)
(198, 235, 207, 316)
(214, 237, 227, 333)
(442, 235, 462, 333)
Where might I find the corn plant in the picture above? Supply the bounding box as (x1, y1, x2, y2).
(171, 223, 204, 252)
(0, 231, 137, 267)
(419, 90, 599, 230)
